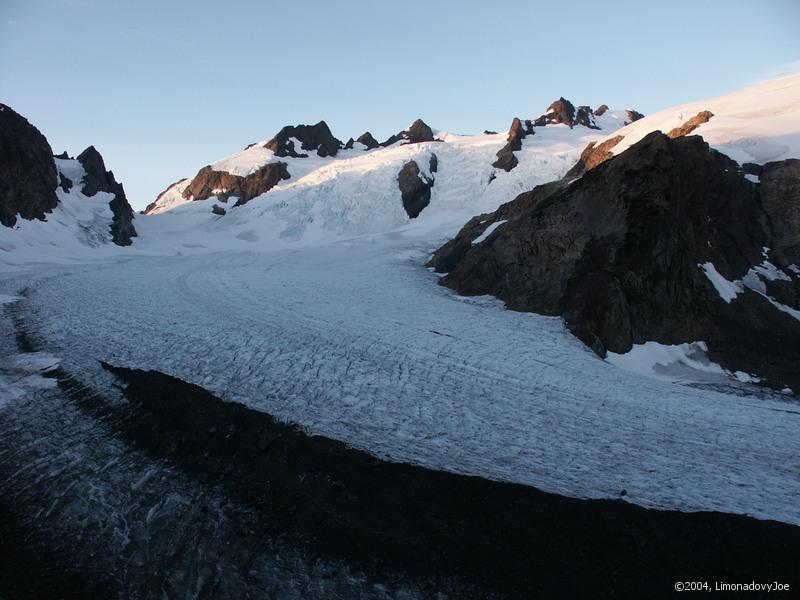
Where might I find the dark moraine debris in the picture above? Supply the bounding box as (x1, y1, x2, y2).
(397, 160, 434, 218)
(182, 162, 290, 207)
(76, 145, 137, 246)
(265, 121, 343, 158)
(430, 131, 800, 390)
(0, 103, 59, 227)
(94, 364, 800, 599)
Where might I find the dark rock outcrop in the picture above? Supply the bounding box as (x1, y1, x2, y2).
(430, 132, 800, 390)
(625, 109, 645, 123)
(492, 117, 530, 172)
(265, 121, 343, 158)
(0, 103, 59, 227)
(594, 104, 609, 117)
(544, 97, 576, 127)
(761, 159, 800, 264)
(344, 137, 355, 150)
(381, 119, 436, 147)
(356, 132, 380, 149)
(211, 204, 226, 216)
(429, 153, 438, 174)
(397, 160, 434, 218)
(575, 106, 599, 129)
(565, 135, 625, 178)
(666, 110, 714, 139)
(58, 173, 73, 193)
(76, 146, 137, 246)
(182, 162, 290, 207)
(483, 130, 498, 135)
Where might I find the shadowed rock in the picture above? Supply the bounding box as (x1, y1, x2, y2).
(594, 104, 609, 117)
(381, 119, 436, 147)
(761, 158, 800, 264)
(492, 117, 530, 172)
(575, 106, 599, 129)
(76, 146, 137, 246)
(430, 132, 800, 390)
(0, 103, 59, 227)
(211, 204, 226, 216)
(265, 121, 343, 158)
(625, 109, 645, 123)
(356, 131, 380, 149)
(398, 160, 433, 218)
(182, 163, 290, 207)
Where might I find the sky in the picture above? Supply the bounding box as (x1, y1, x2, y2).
(1, 0, 799, 210)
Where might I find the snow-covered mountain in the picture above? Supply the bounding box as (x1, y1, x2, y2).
(0, 103, 137, 263)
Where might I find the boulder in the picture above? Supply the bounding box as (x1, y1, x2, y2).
(0, 103, 59, 227)
(212, 204, 226, 216)
(430, 132, 800, 390)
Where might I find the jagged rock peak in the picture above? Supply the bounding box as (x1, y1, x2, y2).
(0, 103, 59, 227)
(381, 119, 437, 147)
(626, 109, 645, 123)
(265, 121, 343, 158)
(76, 145, 137, 246)
(356, 131, 380, 149)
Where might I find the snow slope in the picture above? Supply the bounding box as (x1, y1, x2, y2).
(140, 113, 630, 244)
(599, 74, 800, 164)
(0, 158, 130, 268)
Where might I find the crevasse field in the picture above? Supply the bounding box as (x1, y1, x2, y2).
(2, 76, 800, 536)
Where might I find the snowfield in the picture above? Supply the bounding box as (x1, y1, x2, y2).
(2, 80, 800, 530)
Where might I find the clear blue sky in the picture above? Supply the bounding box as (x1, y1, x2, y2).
(1, 0, 798, 209)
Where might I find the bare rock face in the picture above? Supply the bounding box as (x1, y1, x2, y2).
(544, 97, 577, 127)
(574, 106, 599, 129)
(344, 137, 355, 150)
(430, 132, 800, 390)
(397, 160, 434, 218)
(76, 146, 137, 246)
(492, 117, 530, 172)
(565, 135, 625, 178)
(760, 158, 800, 264)
(625, 109, 645, 123)
(666, 110, 714, 139)
(381, 119, 436, 147)
(594, 104, 609, 117)
(356, 131, 380, 149)
(0, 103, 59, 227)
(265, 121, 343, 158)
(182, 162, 290, 207)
